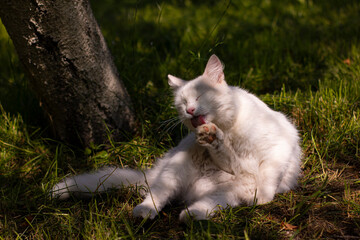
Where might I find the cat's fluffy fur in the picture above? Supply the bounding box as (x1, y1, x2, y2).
(51, 55, 301, 221)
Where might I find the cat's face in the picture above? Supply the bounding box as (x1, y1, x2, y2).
(168, 55, 236, 131)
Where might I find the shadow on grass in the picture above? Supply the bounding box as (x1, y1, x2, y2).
(90, 0, 360, 94)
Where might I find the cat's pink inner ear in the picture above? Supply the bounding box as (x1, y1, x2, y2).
(203, 54, 225, 84)
(168, 74, 185, 89)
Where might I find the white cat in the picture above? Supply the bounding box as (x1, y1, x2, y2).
(51, 55, 301, 222)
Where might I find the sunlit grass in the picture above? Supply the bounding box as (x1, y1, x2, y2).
(1, 0, 359, 239)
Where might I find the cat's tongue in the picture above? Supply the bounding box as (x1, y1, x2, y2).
(191, 115, 206, 128)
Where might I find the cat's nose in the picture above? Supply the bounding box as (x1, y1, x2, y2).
(186, 107, 195, 116)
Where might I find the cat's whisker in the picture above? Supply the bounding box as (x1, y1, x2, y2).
(157, 117, 179, 130)
(157, 117, 183, 136)
(165, 119, 182, 133)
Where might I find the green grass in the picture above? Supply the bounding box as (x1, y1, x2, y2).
(1, 0, 360, 239)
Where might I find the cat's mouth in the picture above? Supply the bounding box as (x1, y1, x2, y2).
(190, 115, 206, 128)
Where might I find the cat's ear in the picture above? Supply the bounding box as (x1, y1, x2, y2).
(168, 74, 185, 90)
(203, 54, 225, 84)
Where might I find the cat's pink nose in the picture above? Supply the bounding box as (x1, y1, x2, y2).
(186, 107, 195, 116)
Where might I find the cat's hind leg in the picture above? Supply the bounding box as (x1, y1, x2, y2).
(256, 146, 299, 204)
(179, 188, 240, 221)
(179, 174, 239, 222)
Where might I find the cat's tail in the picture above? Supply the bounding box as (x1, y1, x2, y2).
(51, 166, 146, 200)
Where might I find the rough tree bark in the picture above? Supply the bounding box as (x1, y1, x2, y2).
(0, 0, 135, 146)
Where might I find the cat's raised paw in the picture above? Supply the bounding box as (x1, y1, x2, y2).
(196, 123, 222, 145)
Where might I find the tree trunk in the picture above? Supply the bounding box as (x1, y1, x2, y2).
(0, 0, 135, 146)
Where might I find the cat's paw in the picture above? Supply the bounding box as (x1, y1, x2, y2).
(133, 203, 158, 219)
(196, 123, 223, 146)
(255, 189, 276, 205)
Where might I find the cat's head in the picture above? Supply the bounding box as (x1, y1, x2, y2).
(168, 55, 236, 131)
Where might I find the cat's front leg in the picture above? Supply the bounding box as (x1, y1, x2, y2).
(196, 123, 234, 174)
(133, 200, 158, 219)
(132, 186, 171, 219)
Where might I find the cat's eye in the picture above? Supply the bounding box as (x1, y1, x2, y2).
(196, 92, 205, 101)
